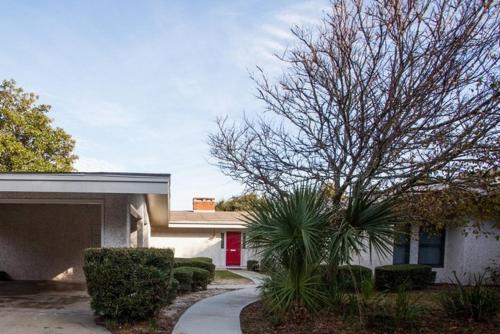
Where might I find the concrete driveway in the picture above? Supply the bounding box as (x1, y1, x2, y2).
(0, 281, 109, 334)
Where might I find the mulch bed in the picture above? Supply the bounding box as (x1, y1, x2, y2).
(240, 300, 500, 334)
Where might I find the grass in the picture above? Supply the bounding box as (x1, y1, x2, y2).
(214, 270, 253, 283)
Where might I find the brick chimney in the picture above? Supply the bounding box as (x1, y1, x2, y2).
(193, 197, 216, 212)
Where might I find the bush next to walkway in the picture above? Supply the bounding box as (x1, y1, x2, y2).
(173, 267, 194, 293)
(175, 259, 216, 281)
(247, 260, 259, 272)
(187, 267, 210, 291)
(375, 264, 434, 290)
(83, 248, 174, 323)
(167, 278, 179, 304)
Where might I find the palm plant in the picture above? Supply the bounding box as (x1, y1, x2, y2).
(328, 189, 401, 267)
(245, 185, 401, 315)
(245, 186, 331, 313)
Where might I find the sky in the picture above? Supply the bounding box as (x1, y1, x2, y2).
(0, 0, 329, 209)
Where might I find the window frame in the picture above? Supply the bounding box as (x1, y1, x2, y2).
(418, 230, 445, 268)
(393, 225, 411, 265)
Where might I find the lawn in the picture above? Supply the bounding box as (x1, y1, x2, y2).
(214, 270, 253, 285)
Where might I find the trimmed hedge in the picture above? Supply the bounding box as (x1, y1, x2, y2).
(173, 267, 194, 293)
(247, 260, 259, 272)
(175, 259, 215, 281)
(187, 267, 210, 291)
(83, 248, 174, 323)
(320, 265, 372, 291)
(375, 264, 434, 290)
(167, 279, 179, 304)
(175, 257, 213, 264)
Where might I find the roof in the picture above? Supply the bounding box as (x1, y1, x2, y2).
(168, 210, 248, 229)
(170, 211, 244, 222)
(0, 172, 170, 194)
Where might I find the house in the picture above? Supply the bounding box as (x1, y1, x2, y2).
(354, 222, 499, 283)
(150, 197, 253, 268)
(0, 172, 170, 281)
(1, 172, 497, 284)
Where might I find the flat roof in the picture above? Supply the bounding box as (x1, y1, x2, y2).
(0, 172, 170, 194)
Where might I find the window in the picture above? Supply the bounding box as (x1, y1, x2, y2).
(242, 232, 247, 249)
(393, 226, 411, 264)
(221, 232, 225, 249)
(418, 230, 445, 267)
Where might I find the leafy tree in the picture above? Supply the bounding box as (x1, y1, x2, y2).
(209, 0, 499, 204)
(215, 193, 264, 211)
(0, 79, 77, 172)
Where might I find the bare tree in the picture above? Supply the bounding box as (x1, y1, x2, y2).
(209, 0, 499, 202)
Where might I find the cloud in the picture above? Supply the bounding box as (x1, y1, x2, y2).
(74, 157, 125, 172)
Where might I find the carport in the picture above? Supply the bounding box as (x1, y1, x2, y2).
(0, 172, 170, 282)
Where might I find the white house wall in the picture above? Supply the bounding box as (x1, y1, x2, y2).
(352, 222, 499, 283)
(0, 192, 132, 281)
(151, 228, 252, 268)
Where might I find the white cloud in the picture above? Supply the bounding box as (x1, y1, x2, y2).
(74, 157, 125, 172)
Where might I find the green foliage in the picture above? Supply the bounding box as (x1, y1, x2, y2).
(375, 264, 434, 290)
(262, 269, 327, 314)
(216, 193, 264, 211)
(368, 286, 428, 330)
(173, 267, 194, 293)
(175, 256, 213, 264)
(328, 190, 401, 265)
(167, 279, 179, 304)
(438, 272, 499, 322)
(245, 185, 399, 315)
(246, 186, 331, 313)
(83, 248, 174, 323)
(186, 267, 210, 291)
(0, 79, 77, 172)
(247, 260, 259, 271)
(321, 265, 373, 291)
(175, 258, 215, 281)
(191, 257, 213, 264)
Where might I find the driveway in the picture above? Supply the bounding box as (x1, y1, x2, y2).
(0, 281, 109, 334)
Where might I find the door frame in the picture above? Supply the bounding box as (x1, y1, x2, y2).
(224, 231, 242, 267)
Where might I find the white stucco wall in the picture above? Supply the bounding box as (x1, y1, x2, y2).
(151, 228, 252, 268)
(352, 222, 499, 283)
(0, 192, 132, 281)
(0, 203, 101, 281)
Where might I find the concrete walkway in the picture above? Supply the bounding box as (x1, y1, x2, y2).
(172, 270, 266, 334)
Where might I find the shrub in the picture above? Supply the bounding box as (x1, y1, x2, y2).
(186, 267, 210, 290)
(173, 267, 194, 293)
(367, 286, 427, 330)
(175, 257, 213, 264)
(247, 260, 259, 272)
(320, 265, 372, 291)
(83, 248, 174, 323)
(439, 272, 499, 322)
(175, 259, 215, 281)
(375, 264, 433, 290)
(167, 279, 179, 304)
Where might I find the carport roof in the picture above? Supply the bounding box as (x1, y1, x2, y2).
(0, 172, 170, 195)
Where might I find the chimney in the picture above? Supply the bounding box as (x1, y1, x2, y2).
(193, 197, 216, 212)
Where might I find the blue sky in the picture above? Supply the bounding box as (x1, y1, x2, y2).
(0, 0, 328, 209)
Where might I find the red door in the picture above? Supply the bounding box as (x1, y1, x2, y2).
(226, 232, 241, 266)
